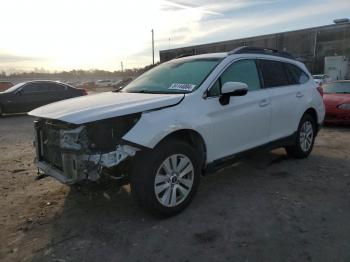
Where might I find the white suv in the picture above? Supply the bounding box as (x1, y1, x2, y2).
(29, 47, 325, 216)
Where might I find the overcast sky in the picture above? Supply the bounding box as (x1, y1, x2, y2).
(0, 0, 349, 72)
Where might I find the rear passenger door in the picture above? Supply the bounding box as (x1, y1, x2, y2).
(257, 59, 309, 141)
(207, 59, 272, 160)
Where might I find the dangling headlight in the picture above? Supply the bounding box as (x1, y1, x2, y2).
(85, 113, 141, 152)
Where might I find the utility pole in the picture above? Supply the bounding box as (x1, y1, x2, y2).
(120, 61, 124, 73)
(313, 30, 318, 73)
(151, 29, 155, 65)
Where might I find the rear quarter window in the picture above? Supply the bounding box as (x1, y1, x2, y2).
(284, 63, 309, 85)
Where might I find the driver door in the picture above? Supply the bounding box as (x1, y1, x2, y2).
(206, 59, 272, 161)
(4, 83, 35, 113)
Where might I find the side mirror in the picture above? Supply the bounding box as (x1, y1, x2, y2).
(219, 82, 248, 105)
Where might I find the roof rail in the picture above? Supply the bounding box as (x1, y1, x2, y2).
(228, 46, 295, 60)
(175, 53, 193, 59)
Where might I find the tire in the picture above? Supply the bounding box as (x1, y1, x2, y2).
(130, 138, 201, 217)
(285, 114, 316, 159)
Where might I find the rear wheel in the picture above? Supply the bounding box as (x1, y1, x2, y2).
(285, 114, 316, 159)
(130, 139, 201, 217)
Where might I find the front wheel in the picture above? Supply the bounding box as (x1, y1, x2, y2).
(130, 139, 201, 217)
(285, 114, 316, 159)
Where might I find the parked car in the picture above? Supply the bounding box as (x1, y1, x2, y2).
(78, 81, 95, 88)
(0, 81, 13, 91)
(112, 78, 133, 89)
(66, 81, 81, 87)
(323, 81, 350, 124)
(29, 47, 325, 216)
(313, 74, 332, 87)
(0, 80, 87, 115)
(95, 79, 114, 87)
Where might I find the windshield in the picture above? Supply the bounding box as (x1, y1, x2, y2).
(122, 58, 221, 94)
(323, 82, 350, 94)
(1, 82, 25, 93)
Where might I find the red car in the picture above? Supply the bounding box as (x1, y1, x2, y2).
(323, 81, 350, 124)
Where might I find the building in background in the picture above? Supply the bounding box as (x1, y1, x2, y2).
(159, 22, 350, 76)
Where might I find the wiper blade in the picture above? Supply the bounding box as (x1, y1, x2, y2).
(128, 90, 172, 94)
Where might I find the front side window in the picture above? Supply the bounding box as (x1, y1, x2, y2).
(22, 83, 48, 94)
(207, 59, 261, 96)
(122, 58, 221, 94)
(258, 59, 289, 88)
(221, 59, 261, 91)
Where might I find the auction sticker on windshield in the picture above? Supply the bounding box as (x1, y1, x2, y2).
(169, 83, 196, 91)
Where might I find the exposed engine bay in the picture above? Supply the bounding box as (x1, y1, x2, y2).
(34, 114, 141, 185)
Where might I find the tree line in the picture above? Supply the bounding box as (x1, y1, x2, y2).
(0, 62, 160, 79)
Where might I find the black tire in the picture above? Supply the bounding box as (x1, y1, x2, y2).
(285, 114, 316, 159)
(130, 138, 201, 217)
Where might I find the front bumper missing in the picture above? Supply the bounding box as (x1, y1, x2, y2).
(35, 123, 139, 185)
(38, 160, 77, 185)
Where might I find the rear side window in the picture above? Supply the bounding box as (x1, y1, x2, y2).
(258, 60, 289, 88)
(47, 83, 67, 91)
(284, 63, 309, 85)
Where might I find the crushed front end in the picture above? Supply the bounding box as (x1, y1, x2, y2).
(33, 114, 141, 185)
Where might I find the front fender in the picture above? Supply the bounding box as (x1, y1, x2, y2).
(122, 110, 194, 148)
(122, 105, 211, 151)
(122, 93, 216, 161)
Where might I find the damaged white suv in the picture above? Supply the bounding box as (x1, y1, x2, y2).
(29, 47, 325, 216)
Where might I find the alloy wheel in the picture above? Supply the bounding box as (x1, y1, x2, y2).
(299, 121, 313, 152)
(154, 154, 194, 207)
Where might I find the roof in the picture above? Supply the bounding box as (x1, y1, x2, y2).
(23, 80, 61, 83)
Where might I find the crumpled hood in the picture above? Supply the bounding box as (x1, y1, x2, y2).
(29, 92, 184, 124)
(323, 93, 350, 106)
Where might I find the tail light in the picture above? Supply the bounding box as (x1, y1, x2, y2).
(316, 84, 323, 97)
(82, 89, 88, 95)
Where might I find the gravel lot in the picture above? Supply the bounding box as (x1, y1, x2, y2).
(0, 115, 349, 262)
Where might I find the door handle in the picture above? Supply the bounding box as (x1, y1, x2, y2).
(259, 99, 270, 107)
(296, 92, 304, 98)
